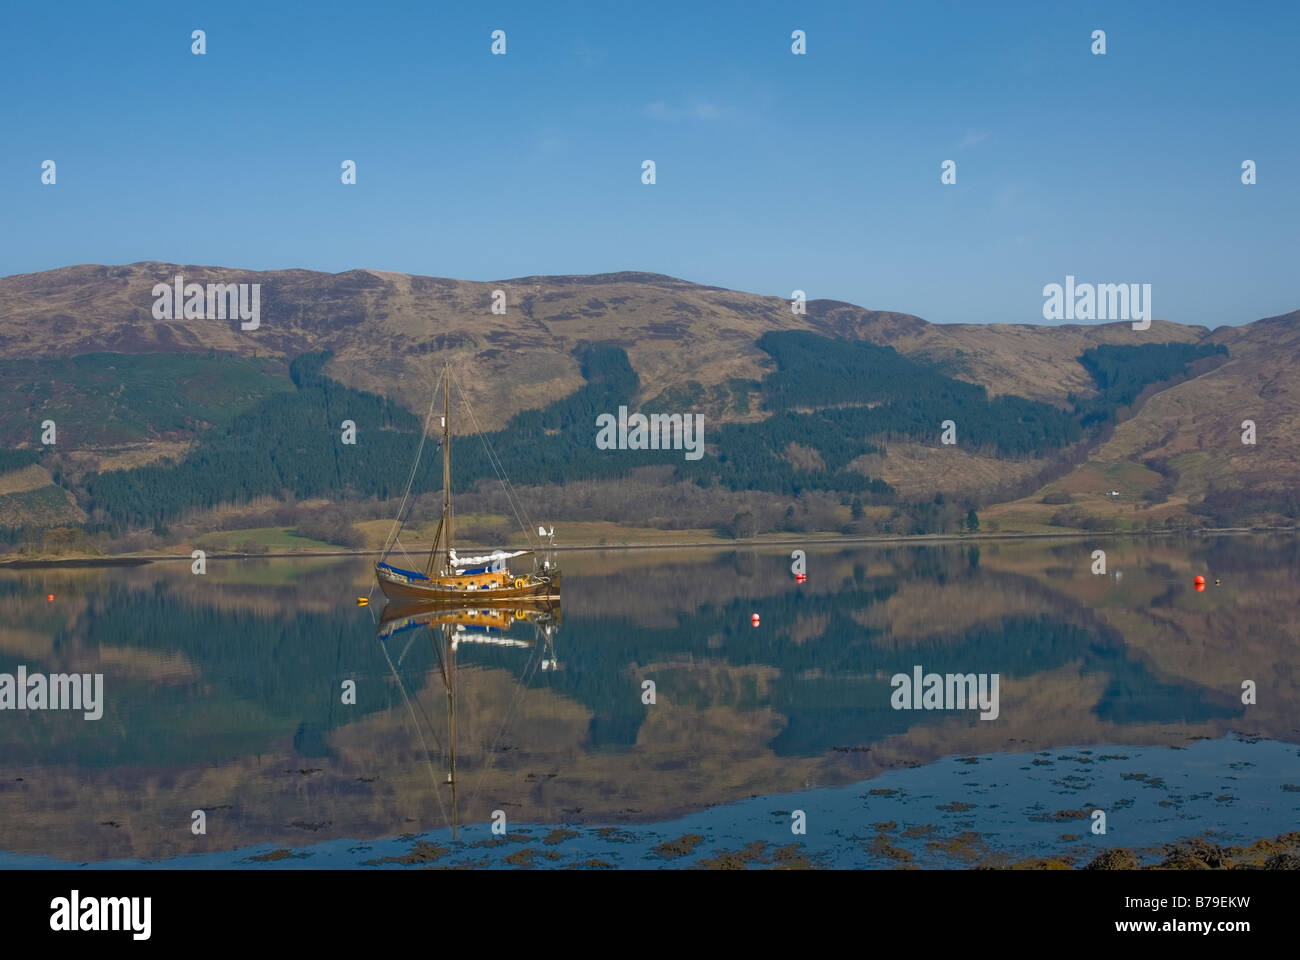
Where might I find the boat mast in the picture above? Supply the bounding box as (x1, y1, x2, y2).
(442, 361, 454, 573)
(448, 625, 458, 841)
(426, 360, 454, 577)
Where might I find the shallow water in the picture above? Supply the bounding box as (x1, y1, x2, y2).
(2, 534, 1297, 868)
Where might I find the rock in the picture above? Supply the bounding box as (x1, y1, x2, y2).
(1084, 847, 1141, 870)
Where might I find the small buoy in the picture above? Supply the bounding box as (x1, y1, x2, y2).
(1215, 579, 1221, 586)
(1194, 575, 1205, 587)
(795, 573, 807, 584)
(47, 594, 54, 602)
(356, 597, 369, 606)
(751, 613, 760, 627)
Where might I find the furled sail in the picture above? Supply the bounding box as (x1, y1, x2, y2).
(447, 548, 529, 568)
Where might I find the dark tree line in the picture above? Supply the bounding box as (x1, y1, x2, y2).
(0, 449, 40, 472)
(6, 335, 1235, 533)
(1073, 342, 1228, 425)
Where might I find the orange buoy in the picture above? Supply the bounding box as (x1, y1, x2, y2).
(47, 594, 54, 602)
(751, 613, 760, 627)
(1194, 575, 1205, 587)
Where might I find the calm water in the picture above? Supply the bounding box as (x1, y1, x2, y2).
(2, 535, 1298, 869)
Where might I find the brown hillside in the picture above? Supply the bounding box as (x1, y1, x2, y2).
(2, 263, 1296, 525)
(0, 262, 1209, 428)
(993, 309, 1300, 522)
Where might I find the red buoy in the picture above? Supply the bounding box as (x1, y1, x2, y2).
(47, 594, 54, 602)
(1194, 575, 1205, 587)
(751, 613, 760, 627)
(795, 573, 807, 584)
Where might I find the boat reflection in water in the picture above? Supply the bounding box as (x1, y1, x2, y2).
(375, 600, 561, 840)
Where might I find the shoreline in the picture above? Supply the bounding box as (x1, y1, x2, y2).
(4, 735, 1293, 870)
(0, 525, 1289, 569)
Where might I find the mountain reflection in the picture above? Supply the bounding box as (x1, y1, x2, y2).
(0, 535, 1293, 862)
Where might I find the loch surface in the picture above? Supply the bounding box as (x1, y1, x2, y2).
(2, 535, 1297, 868)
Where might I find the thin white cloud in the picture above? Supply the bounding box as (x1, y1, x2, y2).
(645, 97, 722, 121)
(572, 40, 605, 67)
(958, 129, 991, 148)
(535, 129, 569, 156)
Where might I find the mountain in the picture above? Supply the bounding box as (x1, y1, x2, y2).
(984, 309, 1300, 532)
(0, 261, 1205, 422)
(0, 262, 1295, 552)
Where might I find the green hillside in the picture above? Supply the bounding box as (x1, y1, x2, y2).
(0, 352, 293, 446)
(0, 336, 1236, 538)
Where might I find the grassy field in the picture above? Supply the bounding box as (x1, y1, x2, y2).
(166, 518, 733, 557)
(191, 527, 337, 553)
(0, 484, 84, 528)
(353, 514, 730, 550)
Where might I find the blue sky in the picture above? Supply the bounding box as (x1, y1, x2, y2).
(3, 0, 1297, 327)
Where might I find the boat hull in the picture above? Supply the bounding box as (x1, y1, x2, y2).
(379, 598, 561, 629)
(375, 565, 560, 603)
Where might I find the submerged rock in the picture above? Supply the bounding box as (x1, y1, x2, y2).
(1084, 848, 1141, 870)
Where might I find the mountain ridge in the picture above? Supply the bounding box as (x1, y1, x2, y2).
(0, 261, 1218, 413)
(1, 262, 1297, 546)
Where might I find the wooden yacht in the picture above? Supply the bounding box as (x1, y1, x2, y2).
(375, 361, 561, 603)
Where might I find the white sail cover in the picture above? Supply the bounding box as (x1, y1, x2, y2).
(447, 548, 529, 568)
